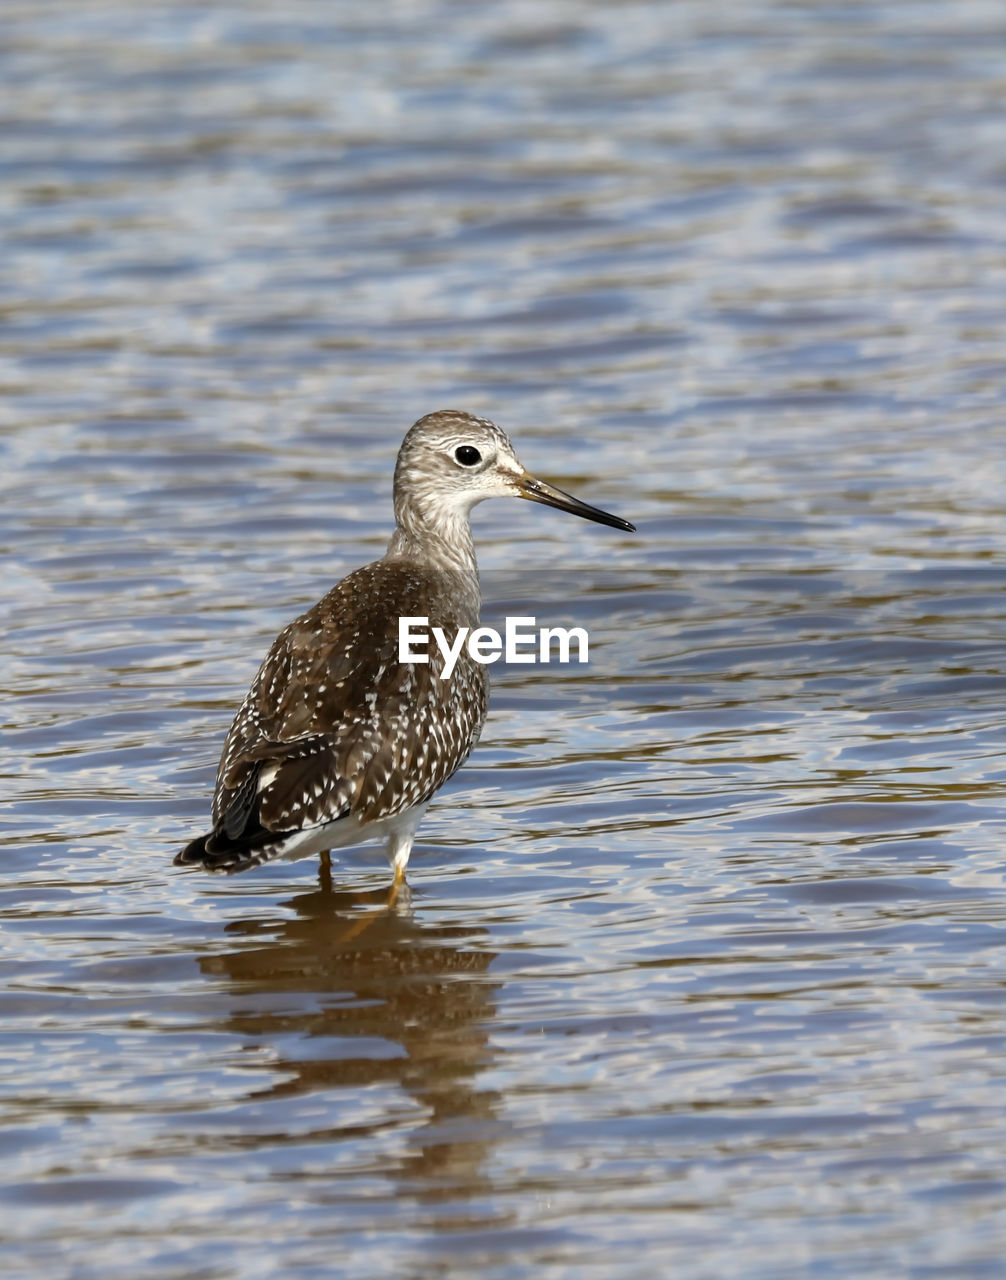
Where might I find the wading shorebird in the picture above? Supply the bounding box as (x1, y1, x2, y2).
(176, 411, 634, 893)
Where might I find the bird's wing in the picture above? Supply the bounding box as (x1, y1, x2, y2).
(211, 560, 487, 844)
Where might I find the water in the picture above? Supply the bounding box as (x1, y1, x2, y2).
(4, 2, 1006, 1276)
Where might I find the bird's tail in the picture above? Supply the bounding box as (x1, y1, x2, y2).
(173, 823, 284, 874)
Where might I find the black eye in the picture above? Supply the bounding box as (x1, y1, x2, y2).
(455, 445, 482, 467)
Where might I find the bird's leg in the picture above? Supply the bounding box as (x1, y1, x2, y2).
(334, 830, 415, 943)
(335, 816, 421, 940)
(387, 859, 407, 908)
(385, 807, 424, 911)
(318, 849, 332, 892)
(385, 819, 417, 908)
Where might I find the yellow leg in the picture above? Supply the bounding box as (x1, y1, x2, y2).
(387, 860, 407, 908)
(336, 865, 408, 943)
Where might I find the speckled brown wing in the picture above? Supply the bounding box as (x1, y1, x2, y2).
(207, 559, 487, 857)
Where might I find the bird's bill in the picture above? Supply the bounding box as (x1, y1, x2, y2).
(515, 473, 636, 533)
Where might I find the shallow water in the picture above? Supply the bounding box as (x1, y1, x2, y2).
(4, 2, 1006, 1277)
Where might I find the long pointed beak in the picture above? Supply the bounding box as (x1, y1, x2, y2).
(516, 473, 635, 532)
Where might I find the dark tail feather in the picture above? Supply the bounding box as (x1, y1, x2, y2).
(176, 748, 350, 874)
(176, 759, 282, 873)
(174, 820, 291, 874)
(174, 832, 212, 867)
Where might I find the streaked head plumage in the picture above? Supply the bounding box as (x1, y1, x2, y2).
(393, 409, 636, 538)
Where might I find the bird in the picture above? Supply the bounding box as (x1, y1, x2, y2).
(175, 410, 634, 892)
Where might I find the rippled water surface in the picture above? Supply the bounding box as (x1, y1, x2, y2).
(4, 2, 1006, 1276)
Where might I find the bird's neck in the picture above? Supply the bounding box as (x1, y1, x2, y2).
(386, 506, 479, 579)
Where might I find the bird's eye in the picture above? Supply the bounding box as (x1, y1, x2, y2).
(454, 445, 482, 467)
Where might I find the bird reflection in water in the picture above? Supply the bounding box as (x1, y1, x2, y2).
(198, 862, 502, 1204)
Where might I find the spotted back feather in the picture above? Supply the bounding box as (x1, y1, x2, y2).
(204, 558, 487, 859)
